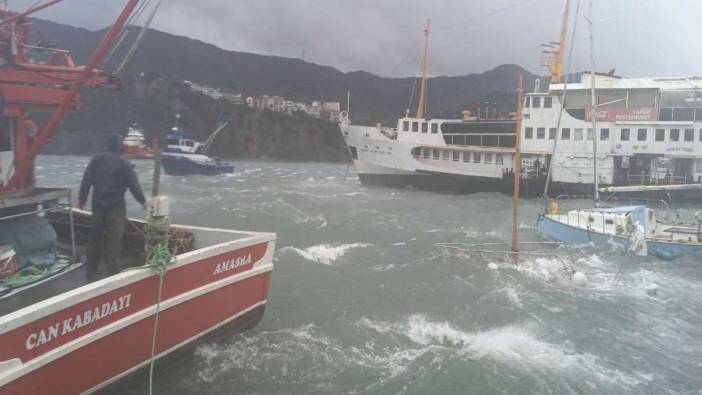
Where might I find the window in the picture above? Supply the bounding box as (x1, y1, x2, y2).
(574, 128, 584, 140)
(536, 127, 545, 139)
(532, 97, 541, 108)
(496, 154, 503, 165)
(637, 128, 647, 142)
(544, 97, 552, 108)
(452, 151, 460, 161)
(561, 128, 571, 140)
(655, 129, 665, 142)
(549, 128, 557, 140)
(600, 128, 610, 141)
(421, 123, 428, 133)
(431, 123, 438, 134)
(473, 152, 481, 163)
(670, 129, 680, 142)
(484, 153, 493, 164)
(432, 149, 439, 159)
(442, 150, 450, 160)
(423, 148, 430, 159)
(699, 129, 702, 142)
(0, 121, 10, 151)
(587, 128, 594, 140)
(525, 127, 533, 139)
(412, 122, 418, 132)
(620, 128, 630, 141)
(685, 128, 694, 142)
(463, 151, 471, 162)
(402, 121, 409, 131)
(524, 97, 530, 108)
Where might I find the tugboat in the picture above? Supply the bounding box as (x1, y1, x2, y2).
(0, 2, 275, 394)
(122, 124, 154, 159)
(161, 115, 234, 175)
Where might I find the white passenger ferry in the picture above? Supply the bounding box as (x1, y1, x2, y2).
(339, 5, 702, 201)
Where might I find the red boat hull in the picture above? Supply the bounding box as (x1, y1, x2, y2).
(123, 145, 155, 160)
(0, 225, 275, 394)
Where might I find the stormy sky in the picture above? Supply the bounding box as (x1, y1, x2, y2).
(10, 0, 701, 78)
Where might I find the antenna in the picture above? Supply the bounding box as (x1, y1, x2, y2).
(587, 0, 599, 205)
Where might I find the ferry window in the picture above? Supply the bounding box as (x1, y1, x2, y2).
(442, 150, 450, 160)
(496, 154, 503, 165)
(463, 152, 471, 162)
(543, 97, 552, 108)
(587, 128, 594, 140)
(423, 148, 430, 159)
(524, 97, 530, 108)
(600, 128, 610, 141)
(432, 149, 440, 159)
(431, 123, 438, 134)
(421, 122, 428, 133)
(412, 122, 418, 132)
(574, 128, 584, 140)
(655, 129, 665, 141)
(525, 127, 533, 139)
(561, 128, 571, 140)
(403, 121, 409, 131)
(532, 97, 541, 108)
(670, 129, 680, 142)
(620, 129, 630, 141)
(536, 127, 545, 139)
(637, 128, 647, 142)
(484, 153, 493, 164)
(699, 129, 702, 141)
(549, 128, 557, 140)
(684, 128, 694, 142)
(473, 152, 481, 163)
(452, 151, 460, 161)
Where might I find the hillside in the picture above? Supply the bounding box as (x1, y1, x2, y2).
(32, 18, 541, 159)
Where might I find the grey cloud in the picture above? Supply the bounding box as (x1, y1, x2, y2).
(10, 0, 702, 78)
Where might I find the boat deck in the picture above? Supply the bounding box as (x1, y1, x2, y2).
(0, 209, 258, 317)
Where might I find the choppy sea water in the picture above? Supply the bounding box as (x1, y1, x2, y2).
(36, 155, 702, 395)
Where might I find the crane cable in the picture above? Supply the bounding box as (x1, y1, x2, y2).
(104, 0, 152, 64)
(116, 0, 162, 75)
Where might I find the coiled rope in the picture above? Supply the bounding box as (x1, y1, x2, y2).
(143, 215, 172, 395)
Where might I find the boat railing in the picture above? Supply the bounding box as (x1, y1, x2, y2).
(626, 173, 694, 185)
(549, 194, 677, 227)
(435, 241, 575, 272)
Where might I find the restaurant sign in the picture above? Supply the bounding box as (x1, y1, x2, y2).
(585, 107, 657, 122)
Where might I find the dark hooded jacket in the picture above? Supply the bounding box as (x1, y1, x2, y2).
(79, 134, 146, 213)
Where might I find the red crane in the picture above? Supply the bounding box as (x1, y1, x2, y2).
(0, 0, 142, 191)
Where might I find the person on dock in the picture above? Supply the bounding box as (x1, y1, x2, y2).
(79, 134, 146, 281)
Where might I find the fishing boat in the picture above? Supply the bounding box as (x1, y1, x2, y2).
(122, 124, 155, 160)
(339, 2, 702, 202)
(0, 2, 275, 394)
(161, 117, 234, 175)
(536, 0, 702, 260)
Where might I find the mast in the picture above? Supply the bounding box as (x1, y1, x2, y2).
(415, 18, 430, 119)
(543, 0, 570, 83)
(511, 73, 524, 254)
(587, 0, 599, 205)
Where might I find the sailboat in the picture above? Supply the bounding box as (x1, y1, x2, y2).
(536, 0, 702, 260)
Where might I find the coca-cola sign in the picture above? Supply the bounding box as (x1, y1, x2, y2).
(585, 107, 657, 122)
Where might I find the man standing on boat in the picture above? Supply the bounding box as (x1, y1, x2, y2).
(79, 134, 146, 281)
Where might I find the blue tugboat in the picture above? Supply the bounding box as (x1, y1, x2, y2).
(161, 116, 234, 175)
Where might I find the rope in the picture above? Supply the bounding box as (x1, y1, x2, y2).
(143, 214, 173, 395)
(543, 0, 582, 199)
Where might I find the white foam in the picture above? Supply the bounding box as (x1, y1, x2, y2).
(280, 243, 372, 265)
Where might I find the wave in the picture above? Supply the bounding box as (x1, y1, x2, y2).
(279, 243, 372, 265)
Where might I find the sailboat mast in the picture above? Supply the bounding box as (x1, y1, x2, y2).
(587, 0, 599, 205)
(416, 18, 431, 119)
(511, 73, 525, 254)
